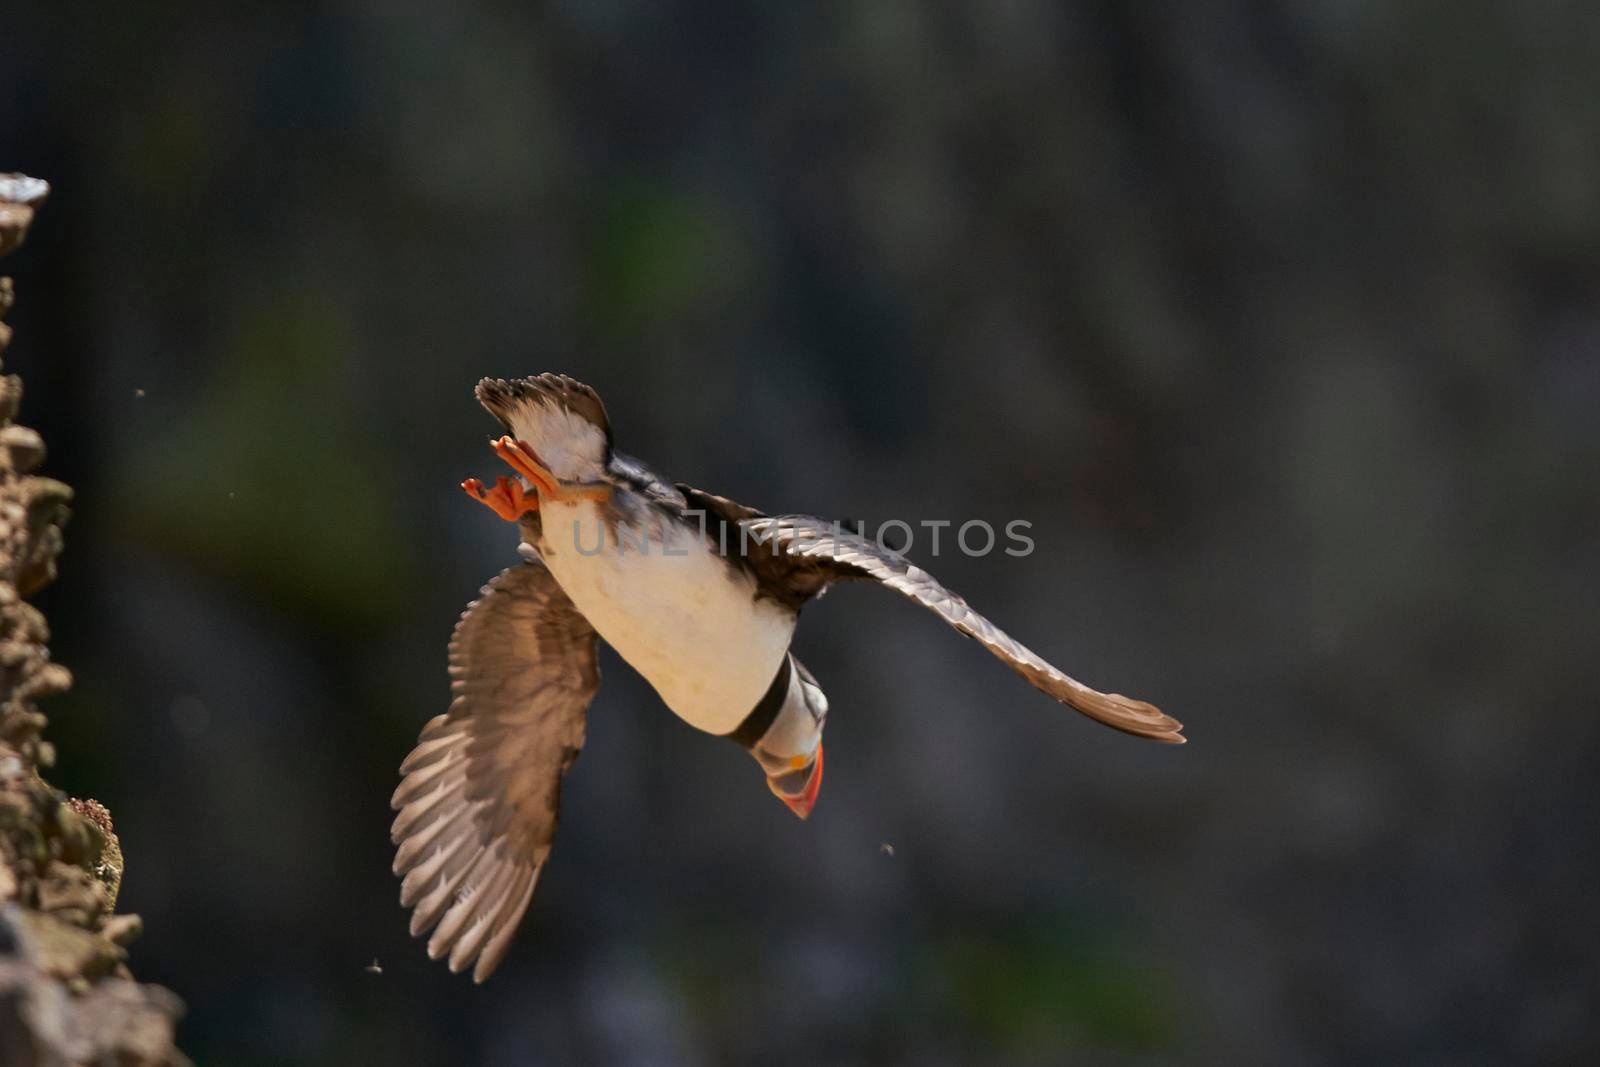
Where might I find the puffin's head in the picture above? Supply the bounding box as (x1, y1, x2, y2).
(475, 374, 612, 486)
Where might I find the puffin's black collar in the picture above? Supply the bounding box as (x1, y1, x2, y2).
(725, 655, 791, 749)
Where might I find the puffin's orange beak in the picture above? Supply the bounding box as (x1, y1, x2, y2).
(775, 745, 823, 820)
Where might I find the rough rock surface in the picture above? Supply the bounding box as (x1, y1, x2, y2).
(0, 174, 188, 1066)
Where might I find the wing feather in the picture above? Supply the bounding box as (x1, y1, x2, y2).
(391, 561, 600, 982)
(741, 514, 1183, 743)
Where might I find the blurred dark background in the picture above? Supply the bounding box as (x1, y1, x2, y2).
(4, 3, 1599, 1064)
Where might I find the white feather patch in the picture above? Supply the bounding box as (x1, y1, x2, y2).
(506, 399, 608, 482)
(536, 500, 795, 734)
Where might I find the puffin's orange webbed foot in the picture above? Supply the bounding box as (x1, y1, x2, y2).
(490, 436, 612, 503)
(492, 436, 560, 496)
(461, 475, 535, 522)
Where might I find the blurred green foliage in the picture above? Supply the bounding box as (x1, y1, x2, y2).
(584, 182, 753, 339)
(113, 292, 418, 632)
(931, 921, 1172, 1053)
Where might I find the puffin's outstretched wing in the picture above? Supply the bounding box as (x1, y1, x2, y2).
(680, 486, 1181, 744)
(391, 560, 600, 982)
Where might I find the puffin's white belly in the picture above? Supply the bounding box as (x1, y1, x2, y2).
(535, 499, 795, 735)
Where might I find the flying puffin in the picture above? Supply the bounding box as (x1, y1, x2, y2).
(392, 373, 1183, 981)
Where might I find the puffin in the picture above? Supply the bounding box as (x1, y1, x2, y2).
(392, 373, 1183, 981)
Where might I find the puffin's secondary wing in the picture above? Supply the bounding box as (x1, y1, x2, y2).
(391, 561, 600, 982)
(679, 485, 1181, 744)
